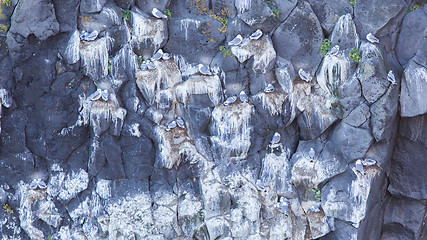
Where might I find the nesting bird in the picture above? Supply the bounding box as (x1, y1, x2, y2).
(90, 88, 103, 101)
(298, 69, 312, 82)
(166, 120, 177, 131)
(362, 158, 377, 167)
(277, 197, 289, 215)
(256, 179, 265, 191)
(152, 8, 168, 19)
(223, 96, 238, 106)
(151, 49, 164, 61)
(239, 90, 249, 103)
(101, 89, 109, 102)
(328, 45, 340, 56)
(29, 179, 47, 190)
(140, 61, 149, 71)
(308, 148, 315, 161)
(271, 132, 281, 144)
(147, 60, 156, 70)
(387, 70, 397, 85)
(198, 64, 212, 75)
(80, 30, 98, 41)
(228, 34, 243, 46)
(249, 29, 263, 40)
(176, 117, 186, 129)
(310, 204, 321, 213)
(264, 84, 275, 93)
(162, 52, 171, 60)
(355, 159, 365, 175)
(366, 33, 379, 43)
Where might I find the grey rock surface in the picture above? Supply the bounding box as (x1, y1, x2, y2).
(0, 0, 425, 239)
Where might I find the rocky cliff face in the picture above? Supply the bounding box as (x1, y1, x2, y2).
(0, 0, 426, 239)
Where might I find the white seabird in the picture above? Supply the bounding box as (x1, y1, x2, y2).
(176, 117, 185, 129)
(256, 179, 265, 190)
(239, 90, 249, 103)
(271, 132, 281, 144)
(298, 69, 312, 82)
(198, 64, 212, 75)
(310, 204, 321, 213)
(249, 29, 263, 40)
(162, 52, 171, 60)
(387, 70, 397, 85)
(328, 45, 340, 56)
(362, 158, 376, 167)
(147, 60, 156, 70)
(355, 159, 365, 175)
(223, 96, 238, 106)
(90, 88, 102, 101)
(277, 199, 289, 215)
(101, 89, 109, 102)
(308, 148, 315, 160)
(264, 84, 275, 93)
(366, 33, 379, 43)
(166, 120, 177, 131)
(152, 8, 168, 19)
(151, 49, 164, 61)
(80, 30, 98, 41)
(228, 34, 243, 46)
(29, 179, 47, 190)
(140, 61, 149, 71)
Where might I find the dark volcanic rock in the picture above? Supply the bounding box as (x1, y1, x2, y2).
(308, 0, 353, 34)
(9, 0, 60, 40)
(53, 0, 80, 32)
(388, 137, 427, 200)
(272, 1, 323, 77)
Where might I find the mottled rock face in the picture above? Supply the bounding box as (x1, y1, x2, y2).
(0, 0, 426, 239)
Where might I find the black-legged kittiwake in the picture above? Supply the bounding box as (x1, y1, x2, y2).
(310, 204, 321, 213)
(362, 158, 376, 167)
(147, 60, 156, 70)
(101, 89, 109, 102)
(264, 83, 275, 93)
(90, 88, 103, 101)
(355, 159, 365, 175)
(151, 49, 164, 61)
(29, 179, 47, 190)
(80, 30, 98, 41)
(250, 29, 263, 40)
(140, 61, 149, 71)
(256, 179, 265, 191)
(176, 117, 186, 129)
(166, 120, 177, 131)
(277, 198, 289, 215)
(366, 33, 379, 44)
(298, 69, 312, 82)
(328, 45, 340, 56)
(239, 90, 249, 103)
(198, 64, 212, 75)
(387, 70, 396, 85)
(162, 52, 171, 60)
(228, 34, 243, 46)
(271, 132, 281, 144)
(223, 96, 238, 106)
(308, 148, 315, 160)
(152, 8, 168, 19)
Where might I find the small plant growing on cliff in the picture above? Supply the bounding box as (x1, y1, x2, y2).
(349, 47, 361, 63)
(320, 39, 331, 56)
(312, 188, 321, 201)
(407, 4, 421, 13)
(1, 0, 13, 7)
(164, 9, 171, 20)
(219, 45, 234, 58)
(272, 8, 280, 19)
(3, 203, 13, 214)
(122, 9, 131, 22)
(108, 58, 112, 71)
(349, 0, 355, 7)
